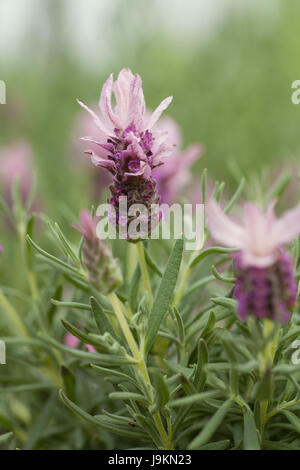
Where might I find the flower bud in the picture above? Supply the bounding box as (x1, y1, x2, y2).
(73, 210, 122, 294)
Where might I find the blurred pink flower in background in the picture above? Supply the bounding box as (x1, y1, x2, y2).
(207, 199, 300, 323)
(207, 199, 300, 268)
(64, 332, 96, 353)
(152, 116, 203, 203)
(0, 140, 34, 204)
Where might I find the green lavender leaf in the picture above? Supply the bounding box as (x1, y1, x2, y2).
(61, 366, 76, 403)
(27, 235, 83, 279)
(189, 246, 237, 269)
(201, 168, 207, 205)
(262, 440, 300, 450)
(169, 391, 219, 408)
(90, 296, 118, 340)
(52, 299, 91, 311)
(144, 247, 163, 277)
(145, 239, 184, 354)
(198, 439, 231, 450)
(193, 338, 208, 390)
(24, 393, 57, 450)
(224, 177, 245, 213)
(211, 297, 237, 311)
(150, 369, 170, 410)
(0, 383, 55, 393)
(243, 409, 260, 450)
(282, 410, 300, 433)
(59, 390, 145, 439)
(0, 432, 13, 444)
(61, 318, 105, 350)
(128, 264, 141, 312)
(40, 334, 135, 366)
(188, 399, 233, 449)
(90, 364, 139, 388)
(108, 392, 148, 404)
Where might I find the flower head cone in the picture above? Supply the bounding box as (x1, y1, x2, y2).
(73, 210, 122, 295)
(78, 68, 173, 239)
(207, 199, 300, 323)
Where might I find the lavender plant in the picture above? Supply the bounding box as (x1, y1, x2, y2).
(0, 69, 300, 451)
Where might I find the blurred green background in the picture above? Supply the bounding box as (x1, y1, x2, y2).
(0, 0, 300, 219)
(1, 0, 300, 449)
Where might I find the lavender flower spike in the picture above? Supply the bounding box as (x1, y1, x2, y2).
(78, 68, 173, 238)
(207, 200, 300, 323)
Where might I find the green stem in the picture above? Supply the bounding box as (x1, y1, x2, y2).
(127, 242, 137, 280)
(109, 292, 140, 359)
(136, 242, 153, 308)
(18, 221, 39, 301)
(108, 292, 172, 449)
(0, 290, 29, 337)
(267, 398, 300, 421)
(260, 399, 268, 436)
(174, 266, 191, 306)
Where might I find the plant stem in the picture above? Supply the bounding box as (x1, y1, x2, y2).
(0, 290, 29, 337)
(109, 292, 140, 359)
(108, 291, 173, 449)
(174, 266, 191, 306)
(136, 242, 153, 308)
(18, 221, 39, 301)
(260, 399, 268, 436)
(127, 242, 137, 280)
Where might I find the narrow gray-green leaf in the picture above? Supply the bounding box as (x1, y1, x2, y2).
(282, 410, 300, 433)
(169, 391, 218, 408)
(90, 296, 118, 340)
(145, 239, 184, 354)
(24, 393, 56, 449)
(151, 370, 170, 410)
(198, 439, 230, 450)
(0, 432, 13, 444)
(188, 399, 232, 449)
(189, 246, 237, 269)
(193, 338, 208, 390)
(108, 392, 148, 404)
(243, 409, 260, 450)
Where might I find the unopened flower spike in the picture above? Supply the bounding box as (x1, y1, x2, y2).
(73, 209, 122, 295)
(78, 68, 173, 239)
(207, 199, 300, 324)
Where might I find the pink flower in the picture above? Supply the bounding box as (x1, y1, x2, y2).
(70, 107, 112, 201)
(78, 68, 172, 137)
(78, 68, 173, 237)
(64, 332, 96, 353)
(207, 199, 300, 268)
(72, 209, 99, 244)
(152, 116, 203, 203)
(78, 68, 173, 176)
(207, 199, 300, 323)
(0, 141, 34, 204)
